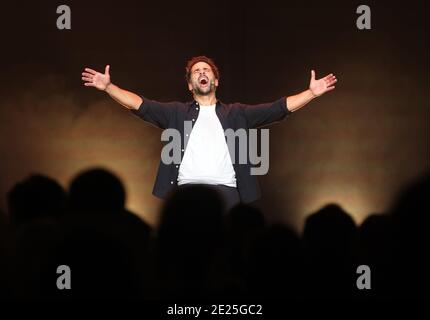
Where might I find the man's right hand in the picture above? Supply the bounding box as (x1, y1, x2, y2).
(82, 65, 111, 91)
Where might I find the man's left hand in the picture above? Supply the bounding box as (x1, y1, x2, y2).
(309, 70, 337, 97)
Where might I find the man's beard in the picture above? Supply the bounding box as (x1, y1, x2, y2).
(192, 81, 214, 96)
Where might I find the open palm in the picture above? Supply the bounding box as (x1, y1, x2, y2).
(309, 70, 337, 97)
(82, 65, 111, 91)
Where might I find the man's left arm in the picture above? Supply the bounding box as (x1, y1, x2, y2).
(286, 70, 337, 112)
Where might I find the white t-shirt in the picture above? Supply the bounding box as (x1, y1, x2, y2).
(177, 104, 237, 187)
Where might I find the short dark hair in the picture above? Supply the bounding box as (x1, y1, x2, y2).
(185, 55, 220, 83)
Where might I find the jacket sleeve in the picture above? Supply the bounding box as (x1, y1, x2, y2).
(130, 96, 176, 129)
(242, 97, 292, 129)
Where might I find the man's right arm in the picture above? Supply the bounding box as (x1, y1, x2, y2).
(82, 65, 142, 110)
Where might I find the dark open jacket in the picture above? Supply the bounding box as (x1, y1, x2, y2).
(131, 96, 292, 203)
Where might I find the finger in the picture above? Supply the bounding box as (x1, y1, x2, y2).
(82, 77, 93, 82)
(326, 86, 335, 91)
(84, 82, 95, 87)
(324, 73, 334, 80)
(84, 68, 98, 75)
(82, 72, 94, 78)
(311, 70, 316, 80)
(105, 65, 110, 75)
(326, 78, 337, 86)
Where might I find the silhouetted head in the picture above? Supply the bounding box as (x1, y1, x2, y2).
(387, 172, 430, 297)
(156, 185, 225, 299)
(303, 203, 358, 258)
(7, 174, 66, 227)
(158, 184, 224, 250)
(69, 168, 125, 215)
(389, 172, 430, 227)
(359, 214, 393, 249)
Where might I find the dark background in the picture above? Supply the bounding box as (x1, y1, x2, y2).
(0, 0, 429, 230)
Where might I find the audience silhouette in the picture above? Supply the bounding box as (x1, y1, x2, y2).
(1, 168, 429, 300)
(302, 204, 358, 299)
(7, 174, 66, 227)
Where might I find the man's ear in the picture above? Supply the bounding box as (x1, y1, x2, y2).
(188, 82, 193, 92)
(215, 78, 219, 87)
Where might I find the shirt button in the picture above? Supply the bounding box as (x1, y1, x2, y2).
(186, 134, 189, 137)
(195, 107, 199, 110)
(192, 119, 195, 122)
(170, 181, 174, 184)
(181, 149, 184, 152)
(176, 165, 179, 168)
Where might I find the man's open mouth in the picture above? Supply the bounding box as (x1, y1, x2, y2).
(199, 77, 208, 85)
